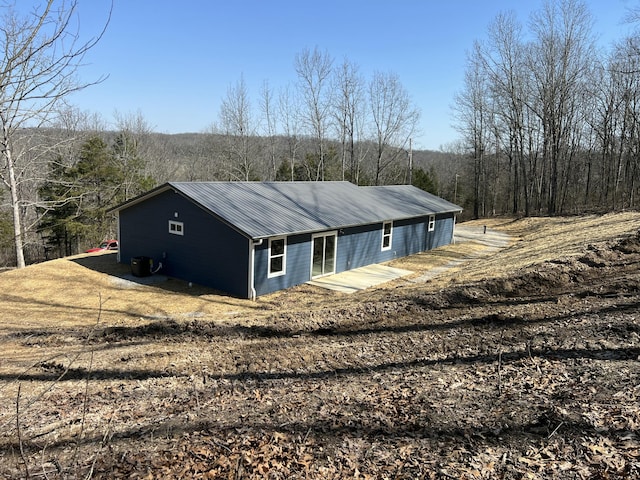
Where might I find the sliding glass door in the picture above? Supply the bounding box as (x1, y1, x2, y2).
(311, 232, 336, 278)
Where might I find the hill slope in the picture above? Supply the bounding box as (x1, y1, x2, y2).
(1, 213, 640, 478)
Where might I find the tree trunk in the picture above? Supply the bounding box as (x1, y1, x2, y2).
(4, 142, 26, 268)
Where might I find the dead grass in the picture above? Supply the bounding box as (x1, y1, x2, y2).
(0, 214, 636, 380)
(0, 211, 637, 385)
(391, 211, 640, 289)
(2, 211, 640, 332)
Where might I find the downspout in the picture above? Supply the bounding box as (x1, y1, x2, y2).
(452, 212, 458, 244)
(249, 238, 263, 300)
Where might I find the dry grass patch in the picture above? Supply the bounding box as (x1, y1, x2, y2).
(3, 212, 640, 335)
(394, 212, 640, 289)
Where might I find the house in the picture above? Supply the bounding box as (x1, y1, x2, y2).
(110, 181, 462, 298)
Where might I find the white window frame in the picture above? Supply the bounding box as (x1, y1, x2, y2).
(268, 236, 287, 278)
(428, 215, 436, 232)
(169, 220, 184, 236)
(381, 221, 393, 251)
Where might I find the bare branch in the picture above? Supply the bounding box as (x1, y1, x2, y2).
(0, 0, 110, 267)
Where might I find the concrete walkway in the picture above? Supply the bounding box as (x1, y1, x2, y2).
(453, 224, 512, 251)
(308, 264, 413, 294)
(308, 225, 512, 293)
(409, 225, 512, 283)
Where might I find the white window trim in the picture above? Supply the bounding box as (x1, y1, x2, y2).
(381, 221, 393, 251)
(268, 236, 287, 278)
(169, 220, 184, 236)
(428, 215, 436, 232)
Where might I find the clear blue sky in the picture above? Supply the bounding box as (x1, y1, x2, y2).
(65, 0, 634, 150)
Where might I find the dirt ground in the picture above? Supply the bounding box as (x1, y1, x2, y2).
(1, 212, 640, 479)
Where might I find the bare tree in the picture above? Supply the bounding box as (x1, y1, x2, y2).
(453, 44, 493, 218)
(0, 0, 109, 267)
(481, 12, 537, 215)
(277, 84, 301, 181)
(368, 71, 420, 185)
(218, 75, 258, 181)
(294, 47, 333, 181)
(113, 110, 156, 200)
(601, 38, 640, 209)
(527, 0, 595, 214)
(332, 58, 365, 183)
(179, 127, 224, 181)
(259, 80, 279, 180)
(456, 0, 598, 216)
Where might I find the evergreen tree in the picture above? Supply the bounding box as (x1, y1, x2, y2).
(73, 136, 122, 242)
(412, 167, 438, 194)
(112, 132, 155, 201)
(39, 135, 154, 257)
(38, 160, 82, 257)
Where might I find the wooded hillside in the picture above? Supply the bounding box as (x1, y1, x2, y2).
(3, 0, 640, 268)
(0, 128, 462, 267)
(454, 1, 640, 218)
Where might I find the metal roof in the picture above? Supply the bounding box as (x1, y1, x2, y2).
(169, 181, 462, 239)
(117, 181, 462, 240)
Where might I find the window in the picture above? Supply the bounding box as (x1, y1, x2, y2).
(381, 221, 392, 251)
(428, 215, 436, 232)
(268, 237, 286, 277)
(169, 220, 184, 236)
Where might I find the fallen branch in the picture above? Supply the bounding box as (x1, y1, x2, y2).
(16, 384, 31, 479)
(527, 339, 542, 374)
(497, 330, 505, 396)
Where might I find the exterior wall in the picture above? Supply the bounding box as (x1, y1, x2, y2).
(429, 213, 456, 250)
(118, 189, 250, 297)
(396, 213, 456, 253)
(253, 233, 310, 296)
(337, 213, 455, 270)
(252, 212, 456, 296)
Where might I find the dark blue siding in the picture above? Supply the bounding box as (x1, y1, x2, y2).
(119, 190, 250, 297)
(337, 214, 453, 270)
(337, 224, 388, 271)
(251, 213, 456, 296)
(254, 233, 310, 296)
(430, 214, 455, 249)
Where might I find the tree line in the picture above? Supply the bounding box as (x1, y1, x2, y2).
(205, 48, 421, 186)
(4, 0, 636, 268)
(0, 1, 441, 268)
(0, 121, 452, 266)
(453, 0, 640, 218)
